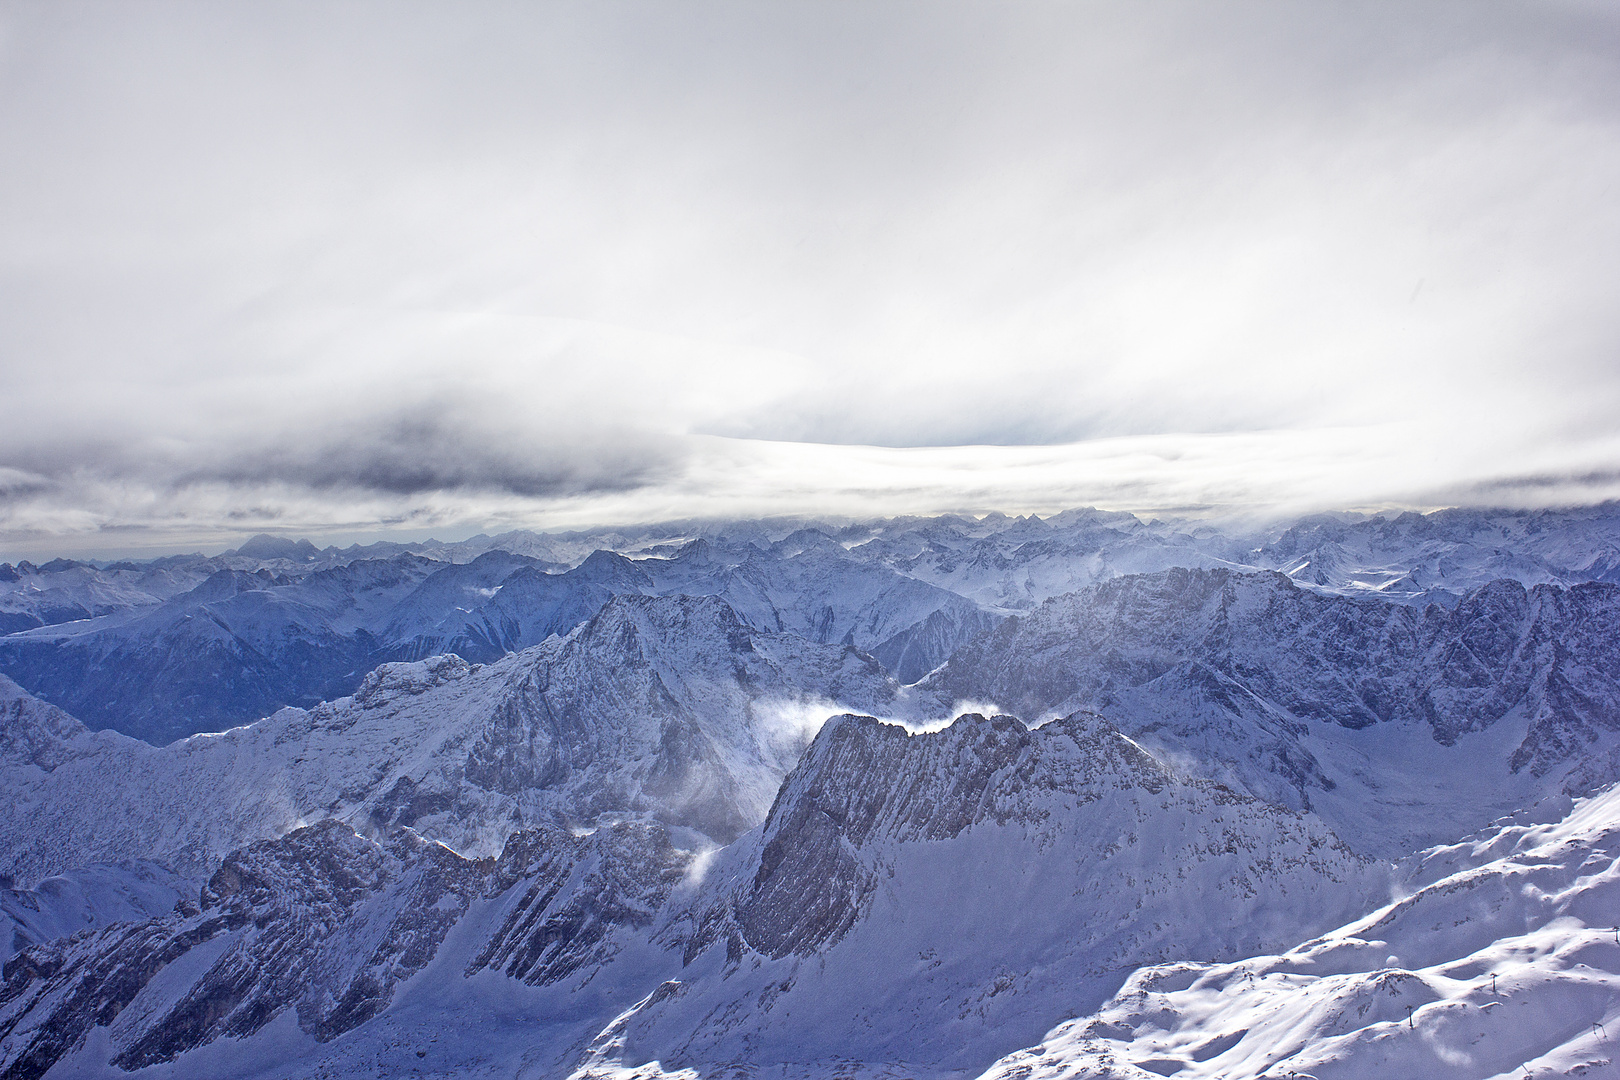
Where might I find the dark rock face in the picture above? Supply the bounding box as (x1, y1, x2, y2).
(725, 711, 1175, 959)
(0, 822, 478, 1076)
(930, 569, 1620, 779)
(0, 818, 690, 1080)
(472, 823, 688, 986)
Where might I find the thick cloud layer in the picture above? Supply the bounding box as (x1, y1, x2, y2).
(2, 2, 1619, 556)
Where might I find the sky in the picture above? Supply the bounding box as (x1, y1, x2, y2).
(3, 1, 1619, 559)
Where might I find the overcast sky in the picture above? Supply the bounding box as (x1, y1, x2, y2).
(3, 1, 1619, 557)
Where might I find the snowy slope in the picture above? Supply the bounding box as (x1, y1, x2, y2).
(0, 710, 1382, 1080)
(574, 711, 1381, 1079)
(0, 595, 898, 886)
(0, 863, 187, 968)
(970, 780, 1620, 1080)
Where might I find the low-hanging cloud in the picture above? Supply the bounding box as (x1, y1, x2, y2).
(3, 2, 1620, 556)
(179, 412, 677, 499)
(3, 409, 677, 501)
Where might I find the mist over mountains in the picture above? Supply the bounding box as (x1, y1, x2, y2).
(3, 505, 1620, 1080)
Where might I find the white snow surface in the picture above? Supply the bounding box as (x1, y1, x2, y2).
(970, 781, 1620, 1080)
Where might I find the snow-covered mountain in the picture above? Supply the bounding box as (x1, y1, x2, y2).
(926, 568, 1620, 855)
(9, 506, 1620, 745)
(0, 538, 976, 744)
(0, 560, 214, 636)
(0, 557, 445, 743)
(0, 711, 1384, 1080)
(1256, 504, 1620, 600)
(0, 595, 897, 887)
(7, 506, 1620, 1080)
(28, 705, 1608, 1080)
(2, 672, 1616, 1080)
(600, 711, 1380, 1077)
(0, 816, 701, 1080)
(647, 535, 996, 683)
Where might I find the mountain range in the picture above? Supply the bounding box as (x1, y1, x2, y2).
(2, 505, 1619, 1079)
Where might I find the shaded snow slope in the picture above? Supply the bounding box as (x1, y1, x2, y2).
(0, 596, 897, 886)
(0, 863, 187, 968)
(971, 780, 1620, 1080)
(0, 556, 445, 743)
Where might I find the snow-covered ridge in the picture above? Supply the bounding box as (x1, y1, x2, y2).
(970, 780, 1620, 1080)
(0, 594, 897, 888)
(7, 504, 1620, 744)
(0, 709, 1386, 1080)
(0, 535, 978, 744)
(0, 817, 691, 1078)
(927, 567, 1620, 855)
